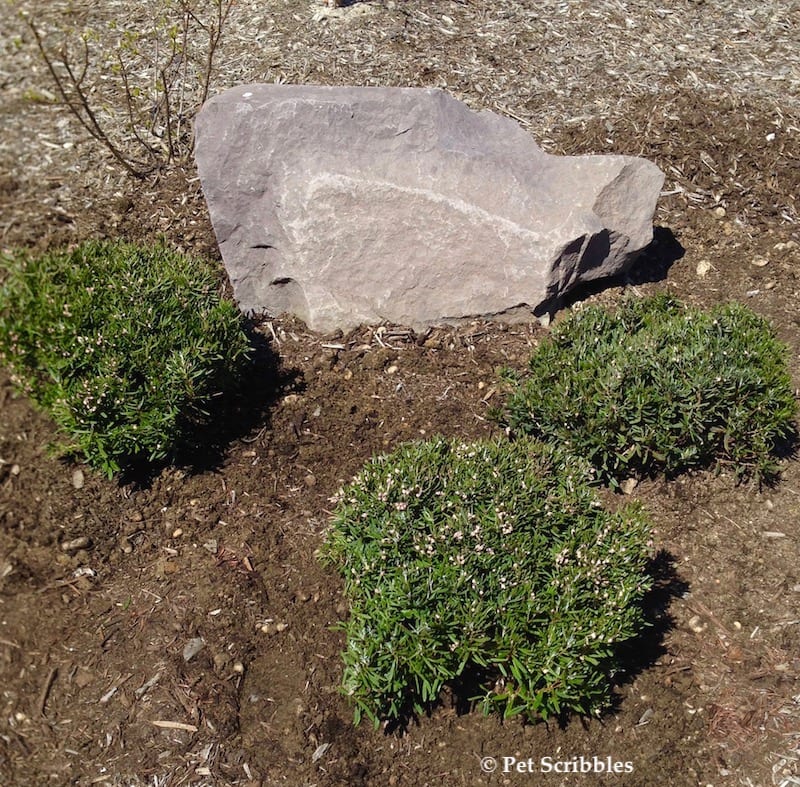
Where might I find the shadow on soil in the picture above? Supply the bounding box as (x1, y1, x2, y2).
(117, 322, 303, 487)
(773, 424, 800, 469)
(610, 549, 689, 700)
(384, 548, 687, 735)
(560, 225, 686, 310)
(624, 225, 686, 286)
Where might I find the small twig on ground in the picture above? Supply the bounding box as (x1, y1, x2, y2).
(38, 666, 58, 717)
(151, 719, 199, 732)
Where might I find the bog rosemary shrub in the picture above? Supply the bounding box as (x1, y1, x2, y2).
(0, 240, 252, 475)
(499, 295, 797, 485)
(322, 437, 653, 726)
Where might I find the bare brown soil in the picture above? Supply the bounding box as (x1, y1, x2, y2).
(2, 2, 800, 786)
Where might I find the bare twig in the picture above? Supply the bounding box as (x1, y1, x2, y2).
(27, 19, 146, 178)
(185, 0, 235, 105)
(117, 49, 159, 159)
(24, 0, 236, 178)
(38, 666, 58, 717)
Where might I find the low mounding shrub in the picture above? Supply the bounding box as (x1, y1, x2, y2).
(322, 436, 653, 726)
(0, 239, 252, 475)
(499, 294, 798, 485)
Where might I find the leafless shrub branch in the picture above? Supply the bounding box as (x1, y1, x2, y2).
(22, 0, 235, 178)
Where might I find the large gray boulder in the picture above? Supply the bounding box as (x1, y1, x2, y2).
(194, 85, 664, 332)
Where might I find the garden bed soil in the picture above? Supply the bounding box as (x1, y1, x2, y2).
(2, 1, 800, 785)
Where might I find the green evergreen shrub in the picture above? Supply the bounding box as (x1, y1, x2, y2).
(0, 239, 252, 475)
(499, 295, 797, 485)
(322, 436, 653, 726)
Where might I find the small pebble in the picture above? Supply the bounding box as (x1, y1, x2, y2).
(71, 469, 85, 489)
(62, 536, 91, 553)
(172, 528, 183, 538)
(303, 474, 317, 487)
(696, 259, 712, 277)
(182, 637, 205, 662)
(213, 653, 228, 670)
(385, 365, 398, 375)
(688, 615, 706, 633)
(232, 662, 245, 674)
(713, 206, 726, 218)
(765, 499, 774, 510)
(118, 537, 133, 554)
(751, 257, 769, 267)
(275, 622, 289, 633)
(10, 464, 20, 476)
(733, 621, 742, 630)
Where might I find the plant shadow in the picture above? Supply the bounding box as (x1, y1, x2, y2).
(771, 423, 800, 468)
(116, 319, 303, 488)
(604, 549, 689, 709)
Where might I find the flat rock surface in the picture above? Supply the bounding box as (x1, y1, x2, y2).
(195, 85, 664, 331)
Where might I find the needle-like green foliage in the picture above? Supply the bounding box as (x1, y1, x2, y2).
(499, 295, 797, 486)
(322, 437, 653, 727)
(0, 239, 252, 475)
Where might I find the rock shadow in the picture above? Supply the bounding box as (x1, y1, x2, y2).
(560, 225, 685, 310)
